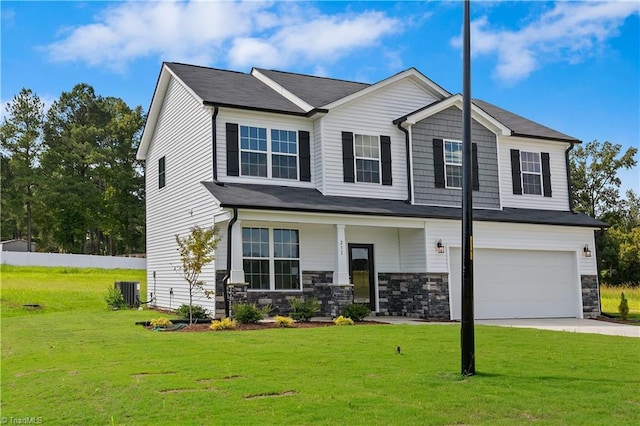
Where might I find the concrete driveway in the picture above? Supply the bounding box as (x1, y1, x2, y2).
(476, 318, 639, 338)
(371, 317, 639, 337)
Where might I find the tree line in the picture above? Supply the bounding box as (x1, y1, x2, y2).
(570, 140, 638, 286)
(1, 85, 145, 255)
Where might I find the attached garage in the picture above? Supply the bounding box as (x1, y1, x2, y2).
(449, 248, 581, 320)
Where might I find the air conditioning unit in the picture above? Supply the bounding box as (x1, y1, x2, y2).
(114, 281, 140, 308)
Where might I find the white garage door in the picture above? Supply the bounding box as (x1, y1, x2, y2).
(449, 248, 579, 320)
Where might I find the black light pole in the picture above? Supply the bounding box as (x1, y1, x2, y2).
(461, 0, 476, 376)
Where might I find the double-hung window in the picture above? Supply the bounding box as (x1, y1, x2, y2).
(444, 140, 462, 189)
(239, 126, 298, 179)
(242, 227, 300, 291)
(520, 151, 542, 195)
(355, 134, 380, 183)
(240, 126, 268, 177)
(271, 129, 298, 179)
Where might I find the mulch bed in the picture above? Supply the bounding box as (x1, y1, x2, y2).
(147, 320, 387, 332)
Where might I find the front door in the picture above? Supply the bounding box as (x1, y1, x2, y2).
(349, 244, 375, 310)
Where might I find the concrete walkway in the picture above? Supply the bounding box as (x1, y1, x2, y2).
(366, 317, 639, 337)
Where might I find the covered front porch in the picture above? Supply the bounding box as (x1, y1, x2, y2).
(211, 208, 450, 319)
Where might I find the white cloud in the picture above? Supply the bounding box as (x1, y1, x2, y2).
(43, 1, 400, 72)
(228, 11, 400, 68)
(451, 1, 640, 83)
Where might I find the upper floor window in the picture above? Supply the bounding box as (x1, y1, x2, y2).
(510, 149, 551, 197)
(520, 151, 542, 195)
(239, 125, 298, 179)
(444, 140, 462, 189)
(227, 123, 311, 182)
(240, 126, 268, 177)
(158, 156, 166, 189)
(271, 129, 298, 179)
(242, 227, 300, 291)
(355, 134, 380, 183)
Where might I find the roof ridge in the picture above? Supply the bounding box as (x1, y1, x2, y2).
(254, 68, 371, 86)
(166, 62, 249, 76)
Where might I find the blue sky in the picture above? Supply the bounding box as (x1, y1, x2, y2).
(2, 0, 638, 194)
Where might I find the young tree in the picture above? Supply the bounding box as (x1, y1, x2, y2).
(570, 140, 637, 218)
(175, 226, 221, 324)
(0, 89, 45, 249)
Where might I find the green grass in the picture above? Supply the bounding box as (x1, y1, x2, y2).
(601, 284, 640, 320)
(2, 266, 640, 425)
(1, 265, 146, 317)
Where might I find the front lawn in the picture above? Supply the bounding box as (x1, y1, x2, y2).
(2, 266, 639, 424)
(2, 310, 639, 425)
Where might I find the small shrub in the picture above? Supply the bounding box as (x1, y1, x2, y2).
(210, 317, 237, 330)
(150, 317, 173, 328)
(175, 304, 210, 320)
(275, 315, 294, 328)
(333, 315, 354, 326)
(233, 303, 270, 324)
(288, 297, 321, 322)
(342, 303, 371, 322)
(105, 286, 127, 310)
(619, 292, 630, 321)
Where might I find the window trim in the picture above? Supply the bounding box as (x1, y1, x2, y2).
(158, 156, 166, 189)
(354, 133, 381, 184)
(242, 227, 302, 292)
(238, 125, 299, 180)
(520, 151, 543, 196)
(443, 139, 462, 190)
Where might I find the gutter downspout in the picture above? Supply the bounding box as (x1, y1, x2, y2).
(211, 106, 219, 181)
(223, 207, 238, 317)
(397, 121, 412, 203)
(565, 141, 576, 213)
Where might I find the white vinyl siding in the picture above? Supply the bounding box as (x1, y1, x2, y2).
(320, 77, 439, 199)
(145, 77, 216, 312)
(499, 136, 570, 210)
(425, 219, 598, 276)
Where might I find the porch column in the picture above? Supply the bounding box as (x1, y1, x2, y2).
(333, 224, 350, 284)
(229, 219, 245, 283)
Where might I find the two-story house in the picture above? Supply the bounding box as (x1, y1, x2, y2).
(137, 62, 606, 320)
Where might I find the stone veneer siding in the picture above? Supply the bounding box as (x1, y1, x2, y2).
(377, 272, 450, 319)
(581, 275, 600, 318)
(218, 271, 335, 317)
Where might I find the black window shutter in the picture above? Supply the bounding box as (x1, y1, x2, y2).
(226, 123, 239, 177)
(510, 149, 522, 195)
(342, 132, 355, 183)
(472, 143, 479, 191)
(299, 131, 311, 182)
(380, 135, 392, 186)
(433, 138, 445, 188)
(541, 152, 552, 197)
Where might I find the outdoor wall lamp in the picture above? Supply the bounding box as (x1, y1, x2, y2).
(583, 245, 592, 257)
(436, 239, 445, 254)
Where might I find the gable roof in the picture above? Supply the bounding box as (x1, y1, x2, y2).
(472, 99, 580, 143)
(396, 96, 580, 143)
(201, 181, 606, 228)
(165, 63, 306, 115)
(254, 68, 370, 108)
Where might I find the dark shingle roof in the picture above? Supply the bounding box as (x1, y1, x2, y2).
(473, 99, 580, 142)
(254, 68, 370, 107)
(165, 62, 306, 115)
(202, 182, 606, 228)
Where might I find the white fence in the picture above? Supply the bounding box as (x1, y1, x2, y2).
(1, 251, 146, 270)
